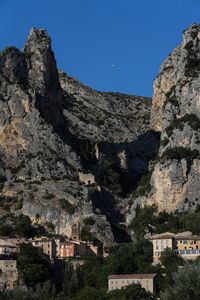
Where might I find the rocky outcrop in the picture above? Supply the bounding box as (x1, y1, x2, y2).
(128, 24, 200, 216)
(0, 28, 153, 244)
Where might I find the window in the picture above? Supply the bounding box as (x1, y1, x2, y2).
(166, 240, 169, 244)
(156, 246, 159, 250)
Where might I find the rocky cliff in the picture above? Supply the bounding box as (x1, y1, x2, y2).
(128, 24, 200, 220)
(0, 28, 156, 244)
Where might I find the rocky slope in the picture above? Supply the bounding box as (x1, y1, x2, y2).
(0, 28, 156, 244)
(128, 24, 200, 221)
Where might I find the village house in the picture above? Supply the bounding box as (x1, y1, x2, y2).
(108, 273, 157, 294)
(30, 237, 57, 259)
(78, 172, 96, 185)
(0, 260, 18, 290)
(151, 231, 200, 263)
(174, 231, 200, 260)
(59, 241, 79, 258)
(58, 240, 100, 258)
(151, 232, 175, 264)
(0, 237, 26, 257)
(0, 245, 20, 257)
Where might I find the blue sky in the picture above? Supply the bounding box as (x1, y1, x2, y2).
(0, 0, 200, 96)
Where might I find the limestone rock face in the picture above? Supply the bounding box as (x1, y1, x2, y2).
(59, 71, 151, 143)
(0, 28, 153, 244)
(138, 24, 200, 213)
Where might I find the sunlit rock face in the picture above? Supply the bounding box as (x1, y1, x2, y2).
(0, 28, 154, 243)
(137, 24, 200, 213)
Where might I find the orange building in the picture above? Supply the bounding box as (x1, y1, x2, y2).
(59, 241, 79, 258)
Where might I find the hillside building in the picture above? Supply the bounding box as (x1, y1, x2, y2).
(108, 273, 157, 294)
(30, 237, 57, 259)
(0, 260, 18, 290)
(151, 231, 200, 263)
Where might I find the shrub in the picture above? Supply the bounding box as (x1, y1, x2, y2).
(165, 114, 200, 137)
(60, 199, 75, 214)
(131, 171, 152, 200)
(84, 217, 95, 226)
(161, 147, 200, 160)
(45, 222, 55, 231)
(160, 137, 169, 147)
(80, 225, 94, 242)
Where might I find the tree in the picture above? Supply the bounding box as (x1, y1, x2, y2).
(160, 248, 183, 289)
(35, 281, 56, 300)
(160, 248, 183, 271)
(107, 284, 155, 300)
(71, 286, 106, 300)
(161, 261, 200, 300)
(61, 262, 81, 298)
(17, 243, 51, 287)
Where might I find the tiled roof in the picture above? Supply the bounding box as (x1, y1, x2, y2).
(174, 231, 200, 240)
(150, 232, 175, 240)
(108, 274, 157, 280)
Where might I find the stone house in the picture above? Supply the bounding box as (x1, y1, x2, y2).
(0, 245, 20, 256)
(30, 237, 57, 259)
(0, 237, 25, 257)
(78, 172, 95, 185)
(0, 260, 18, 290)
(108, 273, 157, 294)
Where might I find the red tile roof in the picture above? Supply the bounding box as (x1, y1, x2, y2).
(108, 274, 157, 280)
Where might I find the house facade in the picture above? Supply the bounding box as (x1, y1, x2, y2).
(174, 231, 200, 260)
(108, 274, 157, 294)
(0, 237, 25, 257)
(59, 241, 79, 258)
(30, 237, 57, 259)
(151, 232, 175, 263)
(151, 231, 200, 263)
(0, 260, 18, 290)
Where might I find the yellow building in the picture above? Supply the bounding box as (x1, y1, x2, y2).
(108, 274, 157, 294)
(151, 231, 200, 263)
(174, 231, 200, 260)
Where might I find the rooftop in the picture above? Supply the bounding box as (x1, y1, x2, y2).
(174, 231, 200, 240)
(108, 274, 157, 280)
(150, 232, 175, 240)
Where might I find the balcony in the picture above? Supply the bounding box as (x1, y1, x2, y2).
(175, 249, 200, 255)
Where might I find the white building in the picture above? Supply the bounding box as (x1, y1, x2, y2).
(108, 273, 157, 294)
